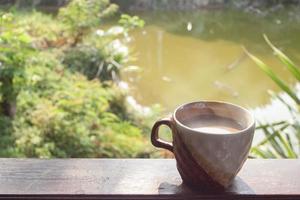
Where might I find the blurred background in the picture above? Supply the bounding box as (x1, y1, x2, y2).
(0, 0, 299, 158)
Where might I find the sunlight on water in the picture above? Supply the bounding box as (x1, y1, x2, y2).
(125, 30, 293, 108)
(120, 9, 300, 124)
(110, 8, 300, 149)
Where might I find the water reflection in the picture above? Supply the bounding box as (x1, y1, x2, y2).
(122, 8, 299, 116)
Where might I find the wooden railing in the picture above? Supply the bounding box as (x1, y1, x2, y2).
(0, 159, 299, 199)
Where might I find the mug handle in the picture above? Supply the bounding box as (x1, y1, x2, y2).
(151, 117, 174, 153)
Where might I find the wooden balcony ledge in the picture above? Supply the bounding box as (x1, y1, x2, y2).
(0, 159, 299, 199)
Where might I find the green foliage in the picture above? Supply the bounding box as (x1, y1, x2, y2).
(244, 46, 300, 105)
(245, 36, 300, 158)
(63, 42, 127, 82)
(64, 10, 144, 81)
(15, 11, 65, 48)
(0, 50, 151, 158)
(63, 44, 107, 80)
(0, 12, 34, 117)
(0, 1, 154, 158)
(253, 120, 298, 158)
(263, 35, 300, 82)
(15, 55, 148, 158)
(58, 0, 118, 46)
(119, 14, 145, 31)
(58, 0, 117, 31)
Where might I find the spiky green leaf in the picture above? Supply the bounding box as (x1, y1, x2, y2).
(244, 47, 300, 104)
(264, 34, 300, 81)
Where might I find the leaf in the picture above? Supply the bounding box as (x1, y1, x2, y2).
(255, 121, 286, 129)
(244, 47, 300, 104)
(255, 122, 289, 147)
(251, 146, 276, 158)
(286, 133, 298, 158)
(269, 124, 297, 158)
(260, 124, 286, 157)
(264, 34, 300, 82)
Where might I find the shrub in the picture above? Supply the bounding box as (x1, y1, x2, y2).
(60, 1, 144, 82)
(58, 0, 118, 46)
(5, 51, 151, 158)
(15, 11, 65, 49)
(0, 1, 154, 158)
(0, 12, 34, 118)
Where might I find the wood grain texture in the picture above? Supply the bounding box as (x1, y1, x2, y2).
(0, 159, 299, 199)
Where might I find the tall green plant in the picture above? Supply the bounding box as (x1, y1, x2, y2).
(245, 35, 300, 158)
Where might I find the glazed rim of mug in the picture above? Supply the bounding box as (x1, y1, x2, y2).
(173, 100, 255, 135)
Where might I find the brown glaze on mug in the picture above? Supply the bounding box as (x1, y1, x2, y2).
(151, 101, 255, 189)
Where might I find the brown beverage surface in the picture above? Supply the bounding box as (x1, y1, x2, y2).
(183, 115, 243, 134)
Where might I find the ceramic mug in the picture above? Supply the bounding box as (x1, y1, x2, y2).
(151, 101, 255, 188)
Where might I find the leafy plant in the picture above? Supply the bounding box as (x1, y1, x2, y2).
(15, 11, 65, 49)
(62, 12, 145, 82)
(245, 35, 300, 158)
(0, 2, 155, 158)
(0, 12, 35, 117)
(58, 0, 118, 46)
(7, 51, 151, 158)
(119, 14, 145, 32)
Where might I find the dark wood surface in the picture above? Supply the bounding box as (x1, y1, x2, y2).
(0, 159, 299, 199)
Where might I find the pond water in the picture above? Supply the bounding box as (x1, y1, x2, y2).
(122, 8, 300, 114)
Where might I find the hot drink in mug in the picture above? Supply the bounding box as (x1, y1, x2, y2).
(151, 101, 255, 188)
